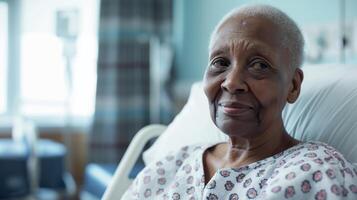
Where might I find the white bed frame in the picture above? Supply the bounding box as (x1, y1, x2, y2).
(102, 124, 167, 200)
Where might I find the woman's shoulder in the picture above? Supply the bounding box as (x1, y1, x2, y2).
(261, 141, 357, 199)
(145, 142, 219, 170)
(281, 141, 355, 168)
(122, 143, 209, 199)
(275, 141, 356, 175)
(154, 143, 210, 167)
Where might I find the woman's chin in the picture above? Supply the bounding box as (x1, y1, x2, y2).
(216, 120, 261, 138)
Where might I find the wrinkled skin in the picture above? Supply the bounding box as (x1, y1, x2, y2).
(202, 14, 303, 182)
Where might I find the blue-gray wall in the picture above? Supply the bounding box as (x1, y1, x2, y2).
(173, 0, 357, 89)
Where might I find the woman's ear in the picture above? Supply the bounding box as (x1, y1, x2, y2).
(287, 68, 304, 103)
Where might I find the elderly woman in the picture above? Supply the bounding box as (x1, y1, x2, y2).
(122, 4, 357, 200)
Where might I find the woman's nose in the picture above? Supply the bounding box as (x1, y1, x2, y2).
(221, 69, 248, 93)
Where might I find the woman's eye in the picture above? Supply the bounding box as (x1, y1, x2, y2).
(250, 61, 270, 71)
(212, 58, 230, 69)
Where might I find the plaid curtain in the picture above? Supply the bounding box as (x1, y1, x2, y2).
(90, 0, 173, 163)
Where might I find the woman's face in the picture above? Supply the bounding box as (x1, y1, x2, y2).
(204, 15, 298, 138)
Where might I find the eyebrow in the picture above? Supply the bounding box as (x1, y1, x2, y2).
(209, 40, 276, 61)
(209, 47, 230, 60)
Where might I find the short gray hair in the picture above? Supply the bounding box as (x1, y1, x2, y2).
(209, 4, 304, 68)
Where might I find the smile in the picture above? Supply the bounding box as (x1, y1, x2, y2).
(218, 102, 254, 117)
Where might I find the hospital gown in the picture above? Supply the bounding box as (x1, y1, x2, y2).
(121, 141, 357, 199)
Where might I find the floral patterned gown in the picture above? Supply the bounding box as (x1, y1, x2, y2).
(121, 141, 357, 200)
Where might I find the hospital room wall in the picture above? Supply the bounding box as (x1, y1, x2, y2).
(173, 0, 357, 97)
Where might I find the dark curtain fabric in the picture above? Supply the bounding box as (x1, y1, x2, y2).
(90, 0, 173, 163)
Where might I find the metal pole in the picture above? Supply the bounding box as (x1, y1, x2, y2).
(340, 0, 346, 63)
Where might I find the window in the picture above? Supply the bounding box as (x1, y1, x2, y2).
(19, 0, 99, 126)
(1, 0, 99, 127)
(0, 2, 8, 114)
(20, 33, 98, 121)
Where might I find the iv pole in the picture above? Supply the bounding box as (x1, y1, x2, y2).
(56, 9, 79, 197)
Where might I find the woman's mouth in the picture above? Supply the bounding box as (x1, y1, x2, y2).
(218, 102, 254, 117)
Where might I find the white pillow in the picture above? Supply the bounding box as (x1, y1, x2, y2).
(142, 83, 228, 164)
(283, 64, 357, 163)
(143, 64, 357, 165)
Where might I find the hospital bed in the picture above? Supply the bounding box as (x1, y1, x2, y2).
(102, 64, 357, 199)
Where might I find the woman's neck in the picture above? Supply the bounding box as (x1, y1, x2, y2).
(208, 124, 299, 170)
(226, 133, 298, 167)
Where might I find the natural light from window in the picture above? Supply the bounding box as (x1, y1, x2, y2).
(0, 2, 8, 114)
(19, 0, 99, 125)
(21, 33, 68, 115)
(20, 33, 98, 118)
